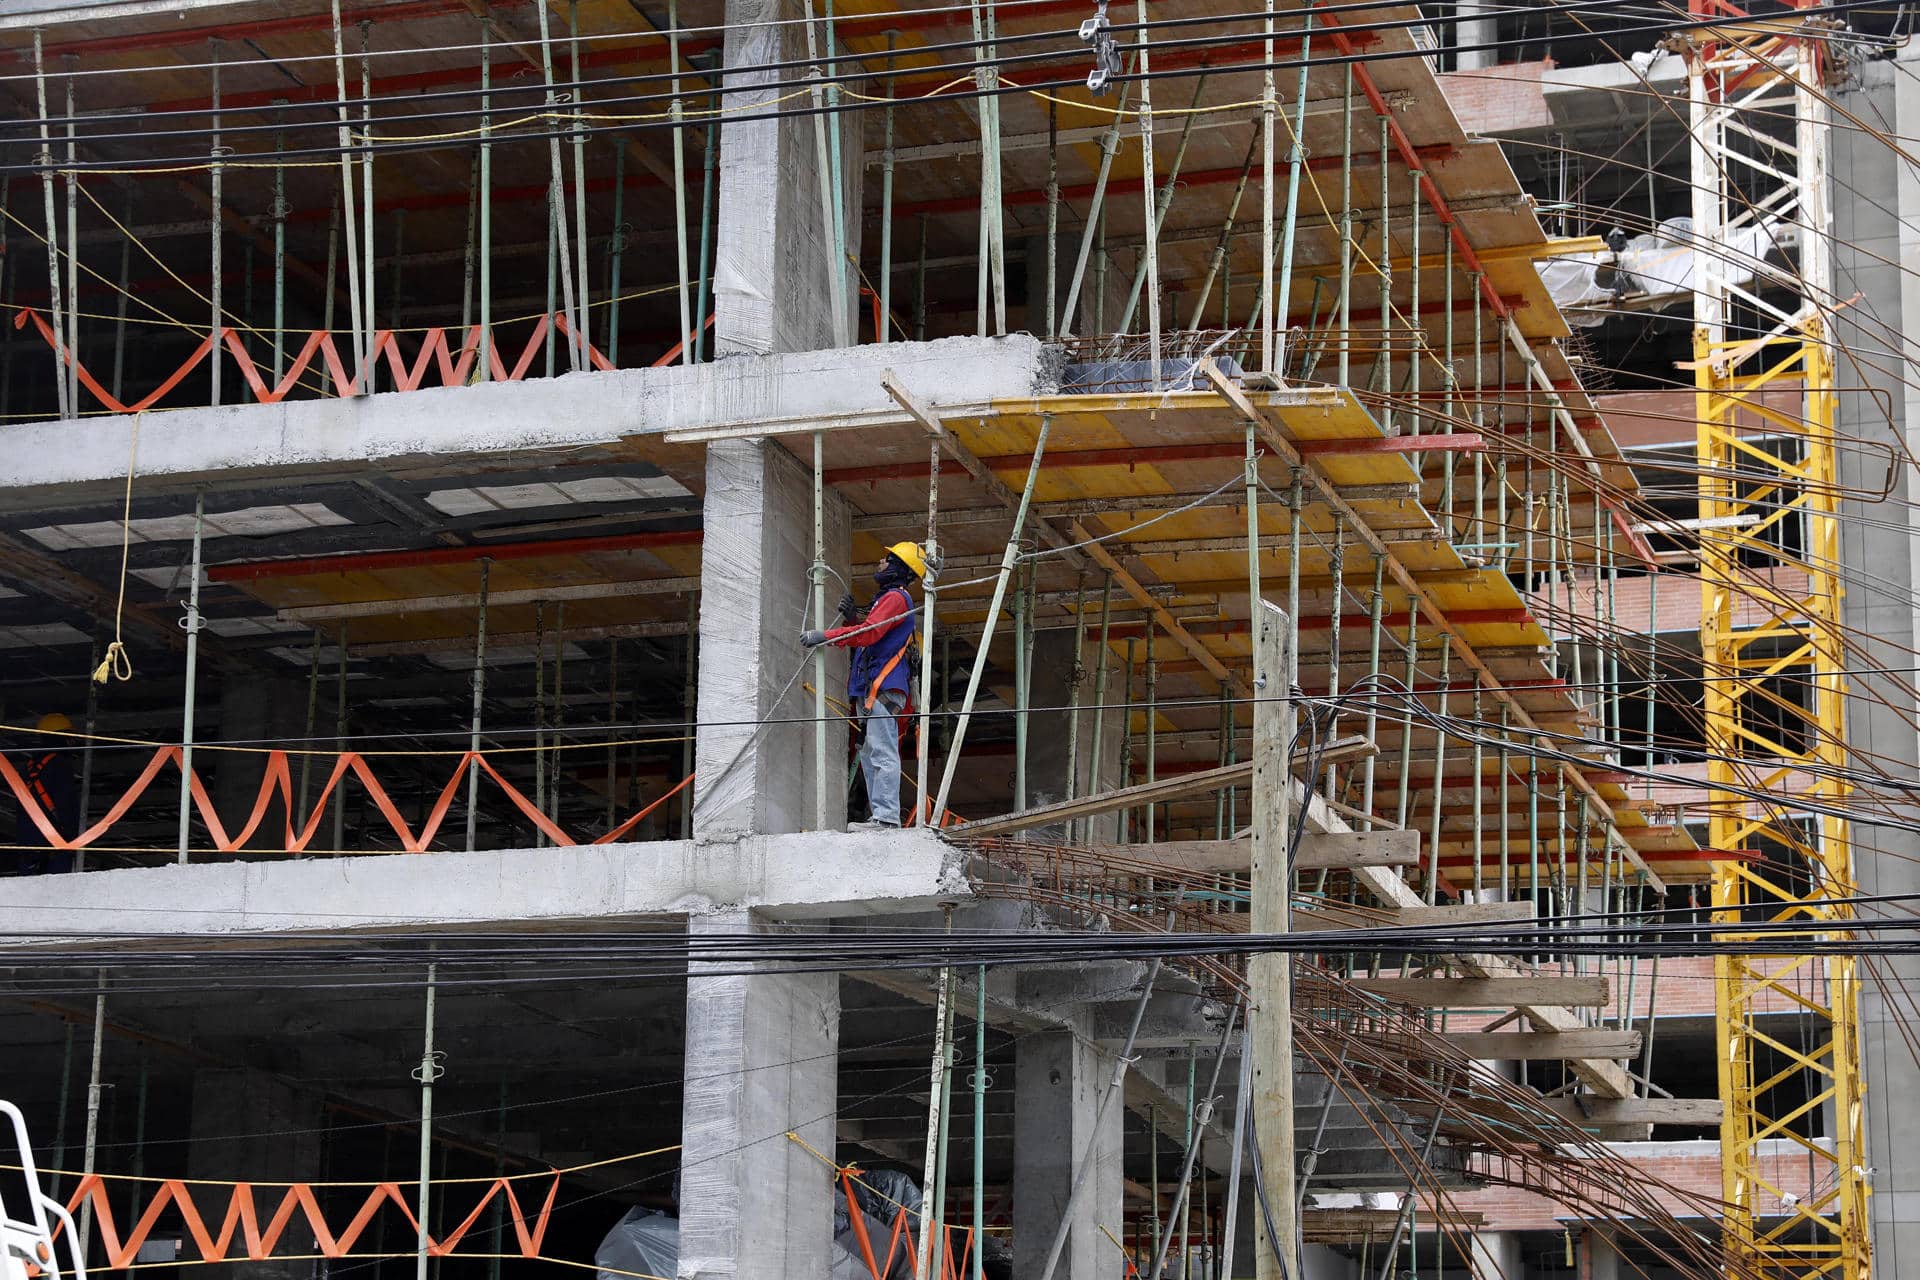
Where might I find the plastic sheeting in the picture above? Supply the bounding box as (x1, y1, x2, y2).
(1061, 353, 1245, 393)
(592, 1168, 924, 1280)
(1538, 217, 1790, 326)
(595, 1207, 681, 1280)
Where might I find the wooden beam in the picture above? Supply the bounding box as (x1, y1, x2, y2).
(879, 377, 1090, 574)
(1348, 976, 1610, 1008)
(1284, 776, 1637, 1099)
(1290, 901, 1534, 933)
(881, 371, 949, 439)
(1405, 1094, 1720, 1138)
(956, 761, 1253, 837)
(957, 739, 1374, 838)
(1082, 830, 1418, 874)
(1302, 1208, 1484, 1243)
(1538, 1097, 1722, 1127)
(1441, 1030, 1642, 1060)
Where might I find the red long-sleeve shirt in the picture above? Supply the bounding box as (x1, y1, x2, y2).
(824, 589, 910, 648)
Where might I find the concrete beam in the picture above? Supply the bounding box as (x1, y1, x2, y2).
(0, 830, 968, 936)
(0, 336, 1049, 503)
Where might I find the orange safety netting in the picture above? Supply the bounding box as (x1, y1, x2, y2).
(11, 308, 716, 413)
(0, 743, 692, 855)
(58, 1171, 559, 1269)
(837, 1169, 976, 1280)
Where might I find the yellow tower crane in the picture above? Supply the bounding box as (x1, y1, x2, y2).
(1685, 2, 1869, 1276)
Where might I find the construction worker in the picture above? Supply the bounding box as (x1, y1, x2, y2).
(10, 713, 78, 875)
(802, 541, 928, 831)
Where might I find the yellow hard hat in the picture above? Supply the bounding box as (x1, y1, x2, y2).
(36, 713, 72, 734)
(884, 541, 929, 580)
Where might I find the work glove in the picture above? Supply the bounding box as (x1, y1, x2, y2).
(836, 592, 861, 622)
(800, 630, 828, 648)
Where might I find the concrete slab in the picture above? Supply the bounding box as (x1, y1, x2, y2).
(1, 828, 968, 936)
(0, 335, 1051, 504)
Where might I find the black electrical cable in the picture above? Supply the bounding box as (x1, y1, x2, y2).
(0, 0, 1888, 175)
(0, 0, 1825, 136)
(1243, 1099, 1296, 1280)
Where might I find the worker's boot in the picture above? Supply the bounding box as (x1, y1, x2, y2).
(846, 819, 899, 833)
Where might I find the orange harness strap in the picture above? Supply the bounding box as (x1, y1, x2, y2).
(23, 754, 58, 815)
(863, 643, 912, 712)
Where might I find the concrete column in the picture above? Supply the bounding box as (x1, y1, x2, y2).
(1012, 1025, 1124, 1280)
(713, 0, 865, 356)
(1300, 1243, 1359, 1280)
(214, 675, 306, 851)
(1836, 57, 1920, 1274)
(1580, 1227, 1620, 1280)
(1468, 1229, 1521, 1280)
(187, 1070, 321, 1280)
(1454, 2, 1498, 70)
(691, 438, 850, 836)
(677, 909, 841, 1280)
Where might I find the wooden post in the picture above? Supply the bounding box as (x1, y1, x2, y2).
(1249, 600, 1297, 1280)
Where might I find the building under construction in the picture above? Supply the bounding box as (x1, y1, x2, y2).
(0, 0, 1915, 1278)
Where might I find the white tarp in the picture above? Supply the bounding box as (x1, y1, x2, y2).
(1538, 217, 1792, 326)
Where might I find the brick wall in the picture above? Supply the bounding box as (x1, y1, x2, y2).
(1547, 565, 1810, 637)
(1438, 61, 1555, 136)
(1420, 1140, 1832, 1231)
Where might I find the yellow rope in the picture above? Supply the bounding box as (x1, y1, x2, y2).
(91, 411, 140, 686)
(7, 1253, 668, 1279)
(8, 1142, 680, 1187)
(0, 721, 691, 757)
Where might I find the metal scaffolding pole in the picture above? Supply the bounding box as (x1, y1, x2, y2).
(570, 1, 591, 367)
(75, 982, 105, 1268)
(330, 0, 364, 388)
(359, 23, 376, 387)
(1135, 0, 1160, 388)
(1058, 68, 1136, 334)
(1064, 572, 1088, 811)
(971, 966, 986, 1280)
(917, 438, 941, 824)
(880, 36, 898, 345)
(813, 432, 830, 830)
(1083, 573, 1115, 842)
(175, 494, 205, 864)
(932, 418, 1051, 820)
(62, 57, 78, 419)
(465, 561, 492, 852)
(413, 963, 441, 1280)
(32, 34, 70, 421)
(1119, 76, 1209, 336)
(534, 0, 580, 370)
(1258, 0, 1277, 372)
(915, 908, 958, 1280)
(478, 16, 493, 379)
(333, 622, 349, 853)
